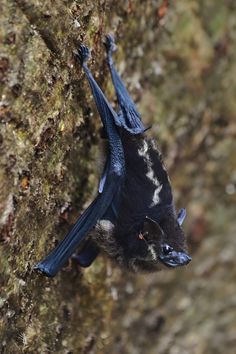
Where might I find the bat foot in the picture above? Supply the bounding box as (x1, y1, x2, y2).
(104, 34, 117, 56)
(74, 44, 90, 66)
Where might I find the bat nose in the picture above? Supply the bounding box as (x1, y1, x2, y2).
(159, 251, 191, 268)
(177, 252, 191, 265)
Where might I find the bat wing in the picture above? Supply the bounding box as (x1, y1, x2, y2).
(105, 35, 145, 135)
(35, 45, 125, 277)
(35, 173, 120, 277)
(73, 240, 99, 268)
(99, 158, 109, 193)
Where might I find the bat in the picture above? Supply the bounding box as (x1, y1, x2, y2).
(35, 35, 191, 277)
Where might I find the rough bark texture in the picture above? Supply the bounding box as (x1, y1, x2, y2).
(0, 1, 236, 353)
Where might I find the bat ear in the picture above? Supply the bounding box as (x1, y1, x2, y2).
(143, 216, 164, 238)
(177, 208, 186, 226)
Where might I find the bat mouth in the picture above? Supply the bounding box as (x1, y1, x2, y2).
(159, 247, 191, 268)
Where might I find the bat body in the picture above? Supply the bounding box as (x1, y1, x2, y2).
(35, 35, 191, 277)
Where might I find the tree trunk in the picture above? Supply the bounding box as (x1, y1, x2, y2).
(1, 1, 235, 353)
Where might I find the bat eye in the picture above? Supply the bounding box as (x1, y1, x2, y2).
(162, 244, 173, 255)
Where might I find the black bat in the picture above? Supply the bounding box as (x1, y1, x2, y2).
(35, 35, 191, 277)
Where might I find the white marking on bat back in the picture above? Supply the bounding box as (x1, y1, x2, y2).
(138, 140, 163, 207)
(151, 184, 163, 205)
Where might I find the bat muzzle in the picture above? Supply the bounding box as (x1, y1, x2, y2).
(159, 250, 191, 268)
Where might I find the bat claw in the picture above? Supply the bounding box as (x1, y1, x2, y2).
(104, 34, 117, 54)
(75, 44, 90, 65)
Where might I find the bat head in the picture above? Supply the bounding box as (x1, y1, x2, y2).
(130, 210, 191, 271)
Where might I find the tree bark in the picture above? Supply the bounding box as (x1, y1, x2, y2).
(1, 1, 236, 353)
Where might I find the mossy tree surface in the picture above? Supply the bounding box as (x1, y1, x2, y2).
(0, 1, 236, 353)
